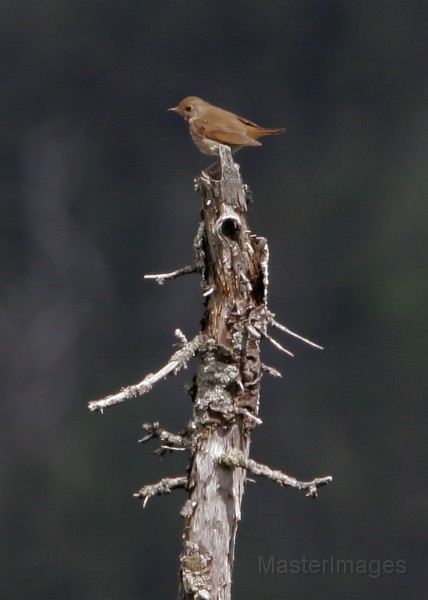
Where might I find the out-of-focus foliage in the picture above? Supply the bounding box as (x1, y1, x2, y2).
(1, 1, 427, 598)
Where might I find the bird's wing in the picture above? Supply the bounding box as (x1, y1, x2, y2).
(237, 117, 286, 137)
(191, 119, 261, 147)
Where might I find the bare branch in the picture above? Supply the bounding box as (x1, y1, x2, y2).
(202, 285, 215, 297)
(134, 476, 188, 507)
(88, 333, 204, 412)
(236, 408, 263, 426)
(138, 422, 191, 455)
(261, 329, 294, 357)
(269, 314, 324, 350)
(220, 449, 333, 498)
(261, 363, 282, 378)
(144, 265, 200, 285)
(174, 328, 188, 344)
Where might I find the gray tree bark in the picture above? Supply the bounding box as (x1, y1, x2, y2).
(178, 147, 268, 600)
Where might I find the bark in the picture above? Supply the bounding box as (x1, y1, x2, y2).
(178, 147, 269, 600)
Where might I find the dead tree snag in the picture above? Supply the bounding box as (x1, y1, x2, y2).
(89, 145, 332, 600)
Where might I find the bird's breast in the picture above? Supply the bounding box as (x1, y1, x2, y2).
(189, 124, 221, 156)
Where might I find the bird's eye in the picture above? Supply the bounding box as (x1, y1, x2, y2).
(185, 105, 192, 112)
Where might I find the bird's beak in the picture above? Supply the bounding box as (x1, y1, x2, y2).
(167, 106, 179, 112)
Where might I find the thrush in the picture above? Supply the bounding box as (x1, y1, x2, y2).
(168, 96, 285, 156)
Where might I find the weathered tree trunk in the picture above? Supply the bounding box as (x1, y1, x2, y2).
(178, 147, 268, 600)
(88, 146, 331, 600)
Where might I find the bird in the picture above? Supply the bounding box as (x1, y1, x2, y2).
(168, 96, 285, 157)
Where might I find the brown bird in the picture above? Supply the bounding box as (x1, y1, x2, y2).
(168, 96, 285, 156)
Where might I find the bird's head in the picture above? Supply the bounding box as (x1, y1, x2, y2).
(168, 96, 207, 120)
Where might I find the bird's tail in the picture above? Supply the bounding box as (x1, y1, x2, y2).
(258, 127, 286, 136)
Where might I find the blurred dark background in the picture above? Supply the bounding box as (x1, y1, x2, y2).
(1, 1, 427, 598)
